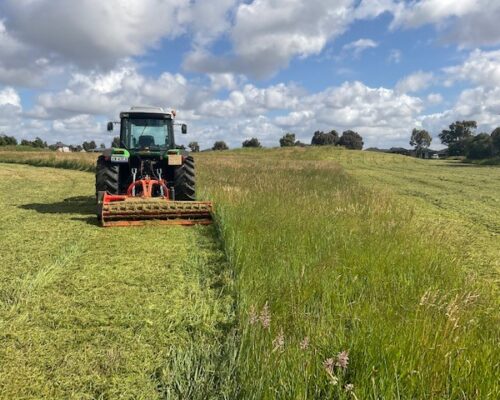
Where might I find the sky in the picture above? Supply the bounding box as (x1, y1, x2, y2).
(1, 0, 500, 150)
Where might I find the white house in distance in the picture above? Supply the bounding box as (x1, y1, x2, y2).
(55, 142, 70, 153)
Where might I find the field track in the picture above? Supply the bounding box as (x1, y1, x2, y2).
(0, 163, 235, 399)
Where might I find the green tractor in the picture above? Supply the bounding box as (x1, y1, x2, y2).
(95, 106, 212, 227)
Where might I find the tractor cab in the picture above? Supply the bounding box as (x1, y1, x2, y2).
(107, 106, 187, 151)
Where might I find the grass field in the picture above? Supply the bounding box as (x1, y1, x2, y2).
(197, 148, 499, 399)
(0, 148, 499, 399)
(0, 164, 236, 399)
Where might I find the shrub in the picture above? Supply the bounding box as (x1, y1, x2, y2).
(242, 138, 262, 148)
(0, 134, 18, 146)
(311, 130, 338, 145)
(212, 141, 229, 151)
(279, 133, 296, 147)
(465, 133, 494, 159)
(339, 130, 363, 150)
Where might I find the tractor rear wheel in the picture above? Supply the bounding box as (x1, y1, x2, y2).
(95, 156, 119, 197)
(173, 156, 196, 200)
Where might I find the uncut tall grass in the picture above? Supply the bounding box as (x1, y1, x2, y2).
(0, 150, 96, 171)
(198, 149, 499, 399)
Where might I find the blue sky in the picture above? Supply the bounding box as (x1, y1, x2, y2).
(1, 0, 500, 149)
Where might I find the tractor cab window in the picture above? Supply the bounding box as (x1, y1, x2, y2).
(124, 117, 172, 149)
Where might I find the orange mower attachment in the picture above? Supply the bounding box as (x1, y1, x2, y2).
(97, 178, 213, 227)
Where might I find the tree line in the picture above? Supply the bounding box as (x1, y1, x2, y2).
(408, 121, 500, 160)
(189, 130, 364, 152)
(0, 133, 106, 152)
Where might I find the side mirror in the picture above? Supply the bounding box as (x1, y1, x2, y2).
(181, 124, 187, 134)
(107, 122, 114, 131)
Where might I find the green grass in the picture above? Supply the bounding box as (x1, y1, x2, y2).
(0, 151, 96, 172)
(1, 148, 499, 399)
(0, 163, 236, 399)
(196, 148, 500, 399)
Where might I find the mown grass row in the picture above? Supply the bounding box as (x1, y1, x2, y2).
(0, 164, 237, 399)
(196, 149, 500, 399)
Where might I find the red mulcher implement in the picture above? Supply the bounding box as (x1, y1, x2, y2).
(96, 106, 213, 227)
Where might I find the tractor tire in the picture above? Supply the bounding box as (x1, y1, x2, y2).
(173, 156, 196, 201)
(95, 156, 119, 197)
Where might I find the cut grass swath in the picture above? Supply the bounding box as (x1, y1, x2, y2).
(0, 163, 237, 399)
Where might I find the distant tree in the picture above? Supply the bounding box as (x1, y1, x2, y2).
(112, 136, 120, 148)
(491, 127, 500, 155)
(20, 137, 47, 148)
(188, 141, 200, 152)
(0, 134, 17, 146)
(82, 140, 97, 152)
(465, 133, 494, 159)
(339, 130, 363, 150)
(32, 137, 47, 148)
(242, 137, 262, 148)
(212, 141, 228, 151)
(99, 143, 106, 149)
(176, 144, 186, 150)
(410, 128, 432, 157)
(439, 120, 476, 156)
(280, 133, 296, 147)
(311, 130, 338, 146)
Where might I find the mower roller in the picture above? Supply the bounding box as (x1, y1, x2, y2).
(95, 106, 213, 227)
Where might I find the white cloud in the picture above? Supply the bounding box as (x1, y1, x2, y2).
(355, 1, 500, 48)
(33, 62, 200, 120)
(0, 86, 22, 135)
(1, 0, 192, 69)
(185, 0, 239, 46)
(52, 114, 101, 134)
(0, 20, 58, 87)
(389, 0, 500, 48)
(354, 0, 398, 19)
(391, 0, 477, 28)
(444, 49, 500, 88)
(208, 73, 241, 91)
(396, 71, 434, 93)
(427, 93, 443, 105)
(272, 81, 424, 147)
(199, 83, 301, 118)
(0, 86, 21, 107)
(185, 0, 355, 78)
(420, 87, 500, 137)
(275, 110, 315, 127)
(343, 38, 379, 57)
(418, 48, 500, 138)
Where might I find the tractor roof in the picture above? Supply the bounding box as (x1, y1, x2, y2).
(121, 106, 174, 118)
